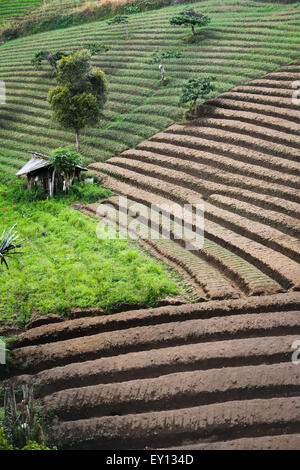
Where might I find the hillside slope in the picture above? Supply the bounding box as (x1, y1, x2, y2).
(0, 0, 300, 172)
(1, 0, 300, 451)
(88, 62, 300, 301)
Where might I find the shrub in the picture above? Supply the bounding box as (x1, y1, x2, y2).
(180, 76, 215, 117)
(0, 428, 12, 450)
(107, 14, 129, 39)
(0, 384, 57, 450)
(2, 27, 19, 41)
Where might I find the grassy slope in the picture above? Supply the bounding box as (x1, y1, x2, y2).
(0, 0, 299, 173)
(0, 179, 180, 326)
(0, 0, 107, 24)
(0, 0, 44, 22)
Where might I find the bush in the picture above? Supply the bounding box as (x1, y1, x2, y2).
(179, 76, 215, 117)
(58, 180, 112, 204)
(21, 441, 57, 450)
(0, 428, 12, 450)
(0, 385, 57, 450)
(0, 429, 56, 450)
(2, 27, 19, 41)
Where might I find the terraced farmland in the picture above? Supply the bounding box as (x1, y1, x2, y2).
(0, 0, 44, 22)
(0, 0, 300, 173)
(0, 0, 92, 23)
(74, 34, 300, 449)
(88, 62, 300, 302)
(1, 0, 300, 452)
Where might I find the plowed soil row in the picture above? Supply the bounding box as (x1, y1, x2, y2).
(41, 62, 300, 449)
(89, 63, 300, 301)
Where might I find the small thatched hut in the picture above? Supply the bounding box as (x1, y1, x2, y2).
(16, 157, 87, 197)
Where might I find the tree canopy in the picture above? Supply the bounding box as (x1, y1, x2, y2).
(170, 9, 210, 36)
(49, 148, 84, 193)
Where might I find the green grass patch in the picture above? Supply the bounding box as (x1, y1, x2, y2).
(0, 176, 180, 326)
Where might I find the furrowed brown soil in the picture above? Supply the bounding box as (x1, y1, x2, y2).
(5, 63, 300, 450)
(89, 63, 300, 300)
(6, 293, 300, 449)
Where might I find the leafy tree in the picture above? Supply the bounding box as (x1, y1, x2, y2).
(47, 49, 108, 151)
(170, 9, 210, 36)
(31, 51, 67, 73)
(180, 77, 214, 116)
(107, 15, 129, 39)
(146, 49, 182, 81)
(0, 224, 22, 270)
(49, 148, 83, 192)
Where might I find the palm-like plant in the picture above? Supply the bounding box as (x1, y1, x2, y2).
(0, 224, 22, 270)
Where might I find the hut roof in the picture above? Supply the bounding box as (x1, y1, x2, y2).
(16, 158, 88, 176)
(16, 158, 50, 176)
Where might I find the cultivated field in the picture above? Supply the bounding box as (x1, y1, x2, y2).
(9, 291, 300, 449)
(0, 0, 91, 23)
(0, 179, 180, 326)
(1, 0, 300, 451)
(90, 63, 300, 301)
(0, 0, 300, 171)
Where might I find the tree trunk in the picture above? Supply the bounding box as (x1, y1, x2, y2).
(191, 25, 195, 36)
(75, 130, 80, 151)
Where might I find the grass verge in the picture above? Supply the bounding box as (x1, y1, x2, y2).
(0, 175, 180, 327)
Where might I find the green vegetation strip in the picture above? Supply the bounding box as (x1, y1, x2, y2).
(0, 177, 179, 326)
